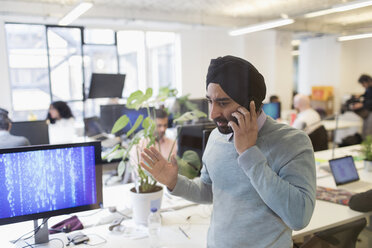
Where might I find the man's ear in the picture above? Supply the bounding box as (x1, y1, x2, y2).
(8, 122, 12, 132)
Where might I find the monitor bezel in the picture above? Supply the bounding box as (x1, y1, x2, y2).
(0, 141, 103, 226)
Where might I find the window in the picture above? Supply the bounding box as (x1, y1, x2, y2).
(5, 23, 180, 121)
(5, 24, 50, 120)
(117, 31, 146, 97)
(146, 32, 177, 94)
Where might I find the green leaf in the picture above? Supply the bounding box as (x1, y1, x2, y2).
(126, 115, 144, 137)
(117, 160, 126, 178)
(173, 110, 207, 124)
(142, 116, 155, 137)
(176, 150, 201, 179)
(111, 115, 130, 134)
(143, 88, 153, 101)
(127, 90, 145, 109)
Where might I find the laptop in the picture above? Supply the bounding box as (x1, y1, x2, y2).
(329, 156, 372, 193)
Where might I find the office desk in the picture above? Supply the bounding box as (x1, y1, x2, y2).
(322, 120, 362, 131)
(1, 146, 371, 247)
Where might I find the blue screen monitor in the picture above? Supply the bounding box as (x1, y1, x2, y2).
(263, 102, 281, 120)
(0, 142, 102, 243)
(100, 104, 153, 136)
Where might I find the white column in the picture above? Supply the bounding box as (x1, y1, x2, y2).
(0, 20, 12, 112)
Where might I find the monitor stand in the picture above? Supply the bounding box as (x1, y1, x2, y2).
(13, 218, 65, 248)
(34, 218, 49, 244)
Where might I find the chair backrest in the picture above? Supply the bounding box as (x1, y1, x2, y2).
(300, 218, 366, 248)
(308, 125, 328, 152)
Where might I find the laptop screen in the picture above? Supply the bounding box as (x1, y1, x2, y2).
(329, 156, 359, 185)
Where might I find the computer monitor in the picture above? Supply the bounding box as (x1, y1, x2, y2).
(88, 73, 126, 99)
(177, 123, 216, 166)
(84, 116, 105, 137)
(10, 120, 49, 145)
(100, 104, 153, 136)
(262, 102, 281, 120)
(0, 142, 103, 244)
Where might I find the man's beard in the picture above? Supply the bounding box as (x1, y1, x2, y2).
(213, 117, 233, 134)
(156, 132, 165, 141)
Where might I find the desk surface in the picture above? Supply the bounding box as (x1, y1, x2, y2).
(322, 119, 362, 131)
(1, 145, 371, 247)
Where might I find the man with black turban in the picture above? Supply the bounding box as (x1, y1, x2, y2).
(140, 55, 316, 247)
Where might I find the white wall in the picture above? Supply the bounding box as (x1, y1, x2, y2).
(244, 31, 293, 110)
(298, 35, 372, 113)
(179, 28, 245, 98)
(0, 20, 12, 112)
(340, 38, 372, 99)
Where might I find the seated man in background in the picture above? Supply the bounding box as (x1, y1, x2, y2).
(130, 108, 177, 166)
(0, 108, 30, 148)
(269, 94, 280, 103)
(292, 93, 321, 134)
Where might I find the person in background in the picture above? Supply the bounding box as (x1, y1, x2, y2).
(0, 108, 30, 148)
(350, 74, 372, 138)
(46, 101, 76, 144)
(269, 95, 280, 103)
(47, 101, 74, 124)
(292, 93, 321, 134)
(130, 108, 177, 166)
(139, 55, 316, 247)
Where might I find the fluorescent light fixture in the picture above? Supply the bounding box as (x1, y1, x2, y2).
(291, 40, 301, 46)
(59, 2, 93, 26)
(229, 18, 294, 36)
(305, 0, 372, 18)
(338, 33, 372, 41)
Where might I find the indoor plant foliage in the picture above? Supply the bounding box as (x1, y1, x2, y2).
(105, 87, 206, 193)
(361, 135, 372, 161)
(361, 135, 372, 171)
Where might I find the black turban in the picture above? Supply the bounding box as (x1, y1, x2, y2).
(206, 55, 266, 110)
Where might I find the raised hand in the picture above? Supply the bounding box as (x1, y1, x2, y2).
(228, 101, 258, 155)
(140, 146, 179, 190)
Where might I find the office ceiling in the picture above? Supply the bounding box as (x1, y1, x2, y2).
(1, 0, 372, 35)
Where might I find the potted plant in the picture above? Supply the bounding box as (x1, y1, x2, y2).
(361, 135, 372, 171)
(104, 87, 206, 225)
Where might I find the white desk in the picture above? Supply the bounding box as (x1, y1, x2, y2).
(322, 120, 362, 131)
(1, 146, 371, 247)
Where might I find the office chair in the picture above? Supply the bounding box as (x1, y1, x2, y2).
(299, 217, 366, 248)
(308, 125, 328, 152)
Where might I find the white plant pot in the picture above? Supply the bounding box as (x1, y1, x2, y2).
(130, 186, 163, 226)
(364, 160, 372, 172)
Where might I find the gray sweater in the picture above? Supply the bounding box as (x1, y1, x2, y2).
(171, 117, 316, 248)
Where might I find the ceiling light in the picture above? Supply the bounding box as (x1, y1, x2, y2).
(338, 33, 372, 41)
(229, 18, 294, 36)
(304, 0, 372, 18)
(58, 2, 93, 26)
(291, 40, 301, 46)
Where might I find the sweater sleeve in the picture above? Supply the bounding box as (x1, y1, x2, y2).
(349, 189, 372, 212)
(238, 140, 316, 230)
(168, 167, 213, 204)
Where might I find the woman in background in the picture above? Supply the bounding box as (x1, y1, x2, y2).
(47, 101, 74, 124)
(47, 101, 76, 143)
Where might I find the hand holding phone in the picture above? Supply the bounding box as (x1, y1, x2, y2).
(228, 101, 258, 155)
